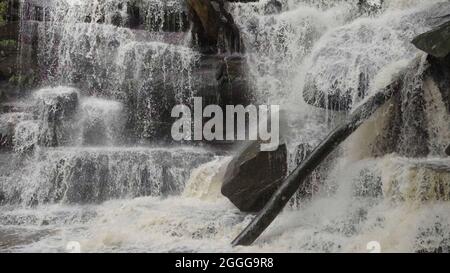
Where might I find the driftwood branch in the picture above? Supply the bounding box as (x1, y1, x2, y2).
(232, 81, 402, 246)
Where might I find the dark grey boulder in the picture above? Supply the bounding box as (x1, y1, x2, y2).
(446, 144, 450, 156)
(412, 21, 450, 58)
(221, 140, 288, 212)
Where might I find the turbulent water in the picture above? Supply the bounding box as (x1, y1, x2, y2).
(0, 0, 449, 252)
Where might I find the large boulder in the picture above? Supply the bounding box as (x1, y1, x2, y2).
(412, 21, 450, 59)
(221, 140, 288, 212)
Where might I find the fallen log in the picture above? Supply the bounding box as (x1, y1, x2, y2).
(232, 80, 402, 246)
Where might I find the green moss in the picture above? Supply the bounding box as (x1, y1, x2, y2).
(0, 1, 7, 27)
(0, 39, 17, 48)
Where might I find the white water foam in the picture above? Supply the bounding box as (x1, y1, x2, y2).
(2, 0, 448, 253)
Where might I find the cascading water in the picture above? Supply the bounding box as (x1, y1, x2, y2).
(0, 0, 449, 253)
(18, 0, 198, 139)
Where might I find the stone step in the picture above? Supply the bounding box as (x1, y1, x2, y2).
(0, 146, 222, 206)
(21, 0, 190, 33)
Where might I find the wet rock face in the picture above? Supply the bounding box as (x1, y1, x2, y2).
(188, 0, 243, 54)
(0, 23, 18, 80)
(124, 54, 254, 143)
(0, 112, 33, 149)
(427, 55, 450, 114)
(221, 141, 287, 212)
(33, 87, 79, 147)
(303, 82, 353, 112)
(412, 12, 450, 70)
(125, 0, 190, 32)
(216, 55, 253, 107)
(0, 0, 21, 93)
(370, 56, 450, 158)
(124, 77, 180, 142)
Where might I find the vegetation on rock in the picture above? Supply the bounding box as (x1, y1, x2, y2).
(0, 0, 6, 27)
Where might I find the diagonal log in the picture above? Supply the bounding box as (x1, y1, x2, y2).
(232, 80, 402, 246)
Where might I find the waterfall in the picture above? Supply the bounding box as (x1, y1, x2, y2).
(18, 0, 198, 140)
(0, 0, 449, 252)
(77, 97, 125, 146)
(0, 147, 218, 206)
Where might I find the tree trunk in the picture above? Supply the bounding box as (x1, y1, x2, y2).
(232, 80, 402, 246)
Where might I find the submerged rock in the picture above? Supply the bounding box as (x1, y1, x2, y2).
(221, 140, 287, 212)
